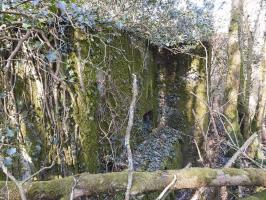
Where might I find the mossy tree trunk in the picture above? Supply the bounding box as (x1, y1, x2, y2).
(254, 42, 266, 129)
(224, 0, 243, 145)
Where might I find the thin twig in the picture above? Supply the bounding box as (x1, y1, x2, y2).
(198, 40, 209, 105)
(125, 74, 138, 200)
(194, 139, 204, 163)
(4, 30, 31, 71)
(156, 175, 177, 200)
(21, 158, 57, 185)
(69, 176, 78, 200)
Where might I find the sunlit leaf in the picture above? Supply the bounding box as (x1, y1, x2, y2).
(0, 92, 6, 99)
(57, 1, 66, 13)
(1, 3, 9, 11)
(35, 144, 41, 152)
(115, 21, 123, 30)
(4, 157, 12, 166)
(31, 0, 40, 6)
(22, 23, 31, 29)
(46, 51, 58, 62)
(6, 128, 14, 138)
(6, 147, 17, 156)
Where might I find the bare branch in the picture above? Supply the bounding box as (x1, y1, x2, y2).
(225, 133, 257, 167)
(156, 175, 177, 200)
(4, 30, 31, 71)
(125, 74, 138, 200)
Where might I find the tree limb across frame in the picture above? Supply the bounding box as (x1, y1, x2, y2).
(2, 167, 266, 200)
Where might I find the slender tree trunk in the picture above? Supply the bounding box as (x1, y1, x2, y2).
(224, 0, 243, 145)
(253, 38, 266, 133)
(253, 40, 266, 158)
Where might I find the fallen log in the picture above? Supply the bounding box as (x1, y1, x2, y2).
(1, 167, 266, 200)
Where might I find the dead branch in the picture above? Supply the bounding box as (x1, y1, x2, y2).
(225, 133, 257, 167)
(4, 30, 31, 71)
(220, 132, 258, 200)
(156, 175, 177, 200)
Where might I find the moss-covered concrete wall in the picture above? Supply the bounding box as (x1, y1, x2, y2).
(0, 27, 208, 183)
(0, 28, 160, 179)
(70, 29, 159, 173)
(152, 46, 208, 166)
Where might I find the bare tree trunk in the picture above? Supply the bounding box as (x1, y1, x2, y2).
(253, 38, 266, 136)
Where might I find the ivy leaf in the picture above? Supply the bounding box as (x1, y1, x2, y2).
(40, 10, 48, 17)
(52, 137, 58, 144)
(106, 38, 112, 44)
(6, 147, 17, 156)
(69, 69, 75, 76)
(57, 1, 66, 13)
(31, 0, 40, 6)
(46, 50, 58, 62)
(71, 3, 79, 12)
(68, 77, 76, 83)
(0, 92, 6, 99)
(1, 3, 9, 11)
(35, 144, 41, 152)
(22, 23, 31, 29)
(115, 21, 123, 30)
(4, 157, 12, 166)
(6, 128, 14, 138)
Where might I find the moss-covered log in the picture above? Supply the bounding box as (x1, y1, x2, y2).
(2, 168, 266, 199)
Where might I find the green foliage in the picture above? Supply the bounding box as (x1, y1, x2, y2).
(1, 0, 213, 46)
